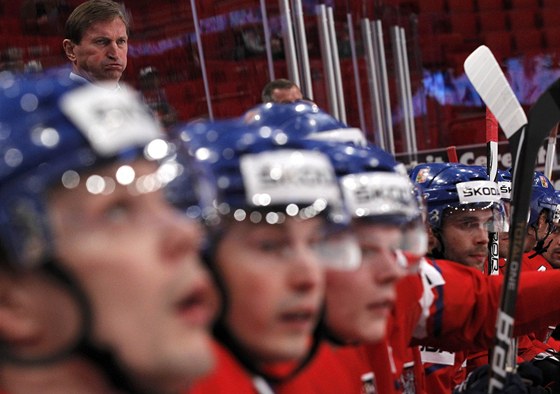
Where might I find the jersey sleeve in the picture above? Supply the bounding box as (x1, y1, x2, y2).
(409, 259, 560, 352)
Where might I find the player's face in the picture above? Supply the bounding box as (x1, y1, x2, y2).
(498, 201, 511, 258)
(215, 217, 325, 363)
(64, 17, 128, 86)
(440, 209, 492, 270)
(542, 227, 560, 268)
(49, 159, 218, 392)
(499, 230, 510, 259)
(271, 86, 303, 103)
(325, 222, 403, 343)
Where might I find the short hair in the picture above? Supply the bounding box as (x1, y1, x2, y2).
(65, 0, 130, 43)
(261, 78, 298, 103)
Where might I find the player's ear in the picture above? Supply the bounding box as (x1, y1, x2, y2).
(0, 273, 38, 343)
(538, 211, 549, 231)
(62, 39, 77, 62)
(427, 225, 439, 252)
(525, 213, 547, 242)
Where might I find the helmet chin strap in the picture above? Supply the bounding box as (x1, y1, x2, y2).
(529, 223, 554, 259)
(0, 260, 144, 394)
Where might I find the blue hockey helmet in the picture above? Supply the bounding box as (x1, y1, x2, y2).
(242, 101, 367, 146)
(410, 162, 505, 231)
(173, 118, 361, 270)
(0, 72, 192, 269)
(318, 142, 421, 223)
(494, 169, 558, 230)
(315, 141, 427, 267)
(529, 171, 560, 227)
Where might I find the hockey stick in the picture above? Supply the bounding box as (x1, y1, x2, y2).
(486, 108, 500, 276)
(465, 45, 560, 393)
(446, 145, 458, 163)
(544, 124, 559, 180)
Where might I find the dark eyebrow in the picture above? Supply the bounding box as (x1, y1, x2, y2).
(456, 214, 493, 223)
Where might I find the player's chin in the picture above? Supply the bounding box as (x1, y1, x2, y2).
(171, 331, 216, 380)
(102, 70, 123, 81)
(126, 334, 215, 393)
(467, 256, 487, 270)
(548, 252, 560, 267)
(360, 319, 387, 343)
(269, 334, 314, 362)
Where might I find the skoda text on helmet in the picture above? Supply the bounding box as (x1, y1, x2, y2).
(0, 73, 176, 269)
(242, 101, 367, 146)
(410, 163, 505, 232)
(314, 141, 428, 270)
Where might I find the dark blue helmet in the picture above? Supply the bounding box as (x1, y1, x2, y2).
(314, 141, 428, 267)
(410, 162, 504, 231)
(529, 171, 559, 227)
(494, 169, 558, 227)
(174, 118, 369, 271)
(174, 118, 348, 227)
(316, 142, 420, 224)
(242, 101, 366, 146)
(0, 72, 176, 269)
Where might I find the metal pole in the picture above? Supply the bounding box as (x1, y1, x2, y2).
(260, 0, 275, 81)
(391, 25, 412, 154)
(409, 13, 429, 149)
(190, 0, 213, 119)
(373, 20, 395, 154)
(316, 4, 338, 118)
(400, 27, 418, 155)
(279, 0, 300, 87)
(348, 13, 366, 133)
(327, 6, 346, 123)
(292, 0, 313, 100)
(361, 18, 385, 148)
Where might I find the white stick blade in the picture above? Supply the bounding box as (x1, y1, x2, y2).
(464, 46, 527, 139)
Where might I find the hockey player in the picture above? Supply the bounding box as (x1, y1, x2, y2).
(273, 140, 424, 393)
(411, 162, 505, 393)
(0, 73, 218, 393)
(518, 175, 560, 389)
(523, 171, 559, 270)
(179, 119, 362, 393)
(541, 190, 560, 268)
